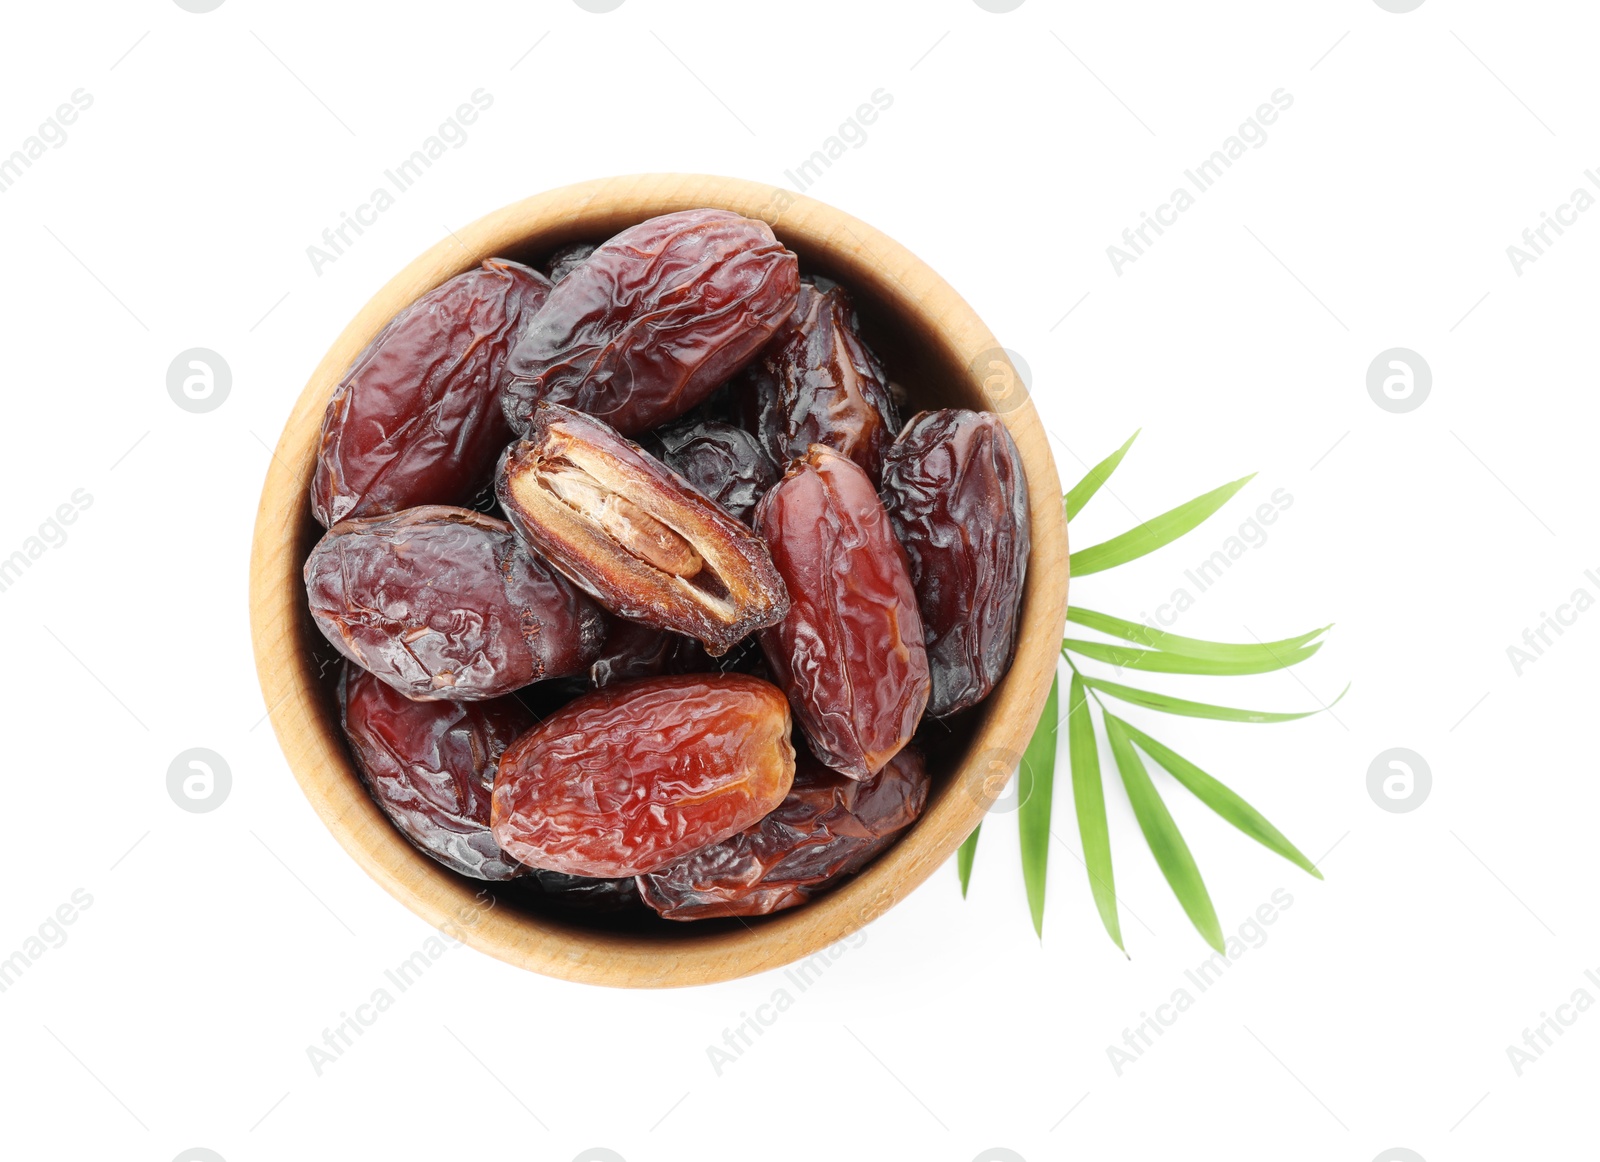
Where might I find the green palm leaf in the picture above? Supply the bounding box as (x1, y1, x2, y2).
(1070, 474, 1255, 577)
(1083, 676, 1349, 723)
(1063, 638, 1322, 676)
(1017, 673, 1060, 938)
(1067, 673, 1123, 951)
(1067, 606, 1330, 663)
(1119, 721, 1322, 879)
(956, 825, 981, 897)
(1065, 430, 1139, 521)
(1105, 715, 1224, 952)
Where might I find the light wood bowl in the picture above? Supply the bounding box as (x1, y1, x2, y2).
(249, 174, 1068, 988)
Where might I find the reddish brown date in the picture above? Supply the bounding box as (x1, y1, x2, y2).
(311, 260, 551, 527)
(339, 663, 531, 880)
(490, 675, 796, 877)
(880, 409, 1031, 716)
(638, 745, 930, 920)
(755, 446, 930, 778)
(502, 209, 799, 436)
(542, 241, 596, 284)
(305, 505, 606, 701)
(497, 404, 789, 655)
(647, 420, 777, 524)
(734, 277, 898, 481)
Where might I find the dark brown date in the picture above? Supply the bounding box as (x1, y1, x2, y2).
(638, 745, 930, 920)
(542, 241, 596, 284)
(502, 209, 799, 436)
(311, 260, 550, 527)
(490, 674, 796, 877)
(734, 277, 898, 481)
(587, 618, 708, 688)
(339, 663, 530, 880)
(647, 420, 777, 524)
(880, 409, 1031, 716)
(523, 868, 643, 914)
(496, 404, 789, 655)
(754, 446, 929, 778)
(305, 505, 606, 700)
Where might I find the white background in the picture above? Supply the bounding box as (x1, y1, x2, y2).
(1, 2, 1595, 1160)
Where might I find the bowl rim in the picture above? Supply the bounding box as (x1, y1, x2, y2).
(248, 173, 1068, 988)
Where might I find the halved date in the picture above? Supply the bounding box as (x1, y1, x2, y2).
(311, 259, 550, 527)
(638, 745, 930, 920)
(880, 409, 1031, 716)
(305, 505, 606, 700)
(502, 209, 799, 435)
(490, 674, 795, 877)
(496, 404, 789, 655)
(339, 663, 530, 880)
(755, 446, 929, 778)
(734, 277, 898, 481)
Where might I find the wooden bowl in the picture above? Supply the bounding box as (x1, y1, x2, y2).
(249, 174, 1068, 988)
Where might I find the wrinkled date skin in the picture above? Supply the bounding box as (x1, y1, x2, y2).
(647, 420, 777, 525)
(587, 618, 708, 688)
(305, 505, 606, 700)
(734, 278, 898, 481)
(542, 241, 596, 284)
(638, 745, 930, 920)
(490, 674, 796, 877)
(339, 664, 531, 880)
(880, 409, 1031, 716)
(497, 404, 789, 655)
(755, 446, 930, 778)
(311, 260, 551, 527)
(522, 868, 643, 914)
(502, 209, 800, 436)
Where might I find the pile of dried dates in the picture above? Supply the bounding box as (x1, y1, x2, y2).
(304, 208, 1031, 923)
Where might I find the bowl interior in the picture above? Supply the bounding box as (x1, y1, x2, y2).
(254, 174, 1066, 986)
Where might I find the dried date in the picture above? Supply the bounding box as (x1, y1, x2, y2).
(305, 505, 606, 700)
(754, 446, 929, 778)
(638, 745, 930, 920)
(542, 241, 596, 284)
(880, 409, 1030, 716)
(311, 260, 550, 527)
(490, 674, 796, 877)
(496, 404, 789, 655)
(522, 868, 643, 914)
(587, 618, 707, 688)
(339, 663, 530, 880)
(502, 209, 799, 436)
(648, 420, 777, 524)
(734, 277, 897, 481)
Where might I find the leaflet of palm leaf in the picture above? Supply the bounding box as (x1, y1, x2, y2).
(956, 432, 1340, 952)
